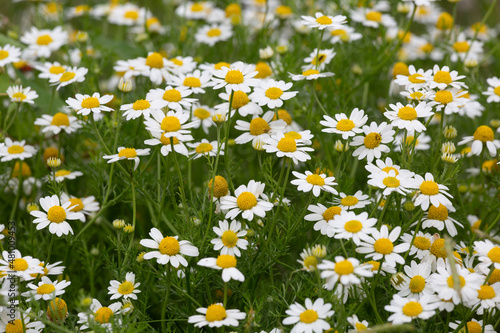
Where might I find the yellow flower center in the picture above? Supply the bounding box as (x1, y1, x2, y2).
(447, 275, 466, 288)
(478, 284, 495, 300)
(331, 29, 346, 36)
(225, 70, 244, 84)
(428, 204, 448, 221)
(493, 86, 500, 96)
(311, 54, 326, 65)
(434, 91, 453, 104)
(344, 220, 363, 233)
(420, 180, 439, 195)
(207, 28, 221, 37)
(12, 161, 32, 178)
(205, 304, 227, 322)
(37, 34, 53, 45)
(364, 132, 382, 149)
(160, 135, 179, 146)
(183, 77, 201, 88)
(299, 309, 318, 324)
(398, 106, 418, 120)
(221, 230, 238, 248)
(231, 91, 250, 109)
(54, 170, 71, 177)
(367, 260, 380, 271)
(49, 65, 65, 74)
(487, 247, 500, 263)
(12, 92, 26, 101)
(0, 50, 9, 60)
(334, 260, 354, 275)
(302, 69, 320, 76)
(195, 142, 213, 154)
(47, 206, 67, 223)
(430, 238, 446, 258)
(170, 58, 183, 66)
(277, 137, 297, 152)
(336, 119, 355, 131)
(393, 62, 409, 79)
(316, 15, 333, 25)
(276, 5, 292, 16)
(47, 298, 68, 321)
(8, 145, 24, 154)
(51, 112, 70, 126)
(146, 17, 160, 28)
(409, 275, 426, 293)
(226, 3, 241, 17)
(408, 73, 425, 83)
(161, 116, 181, 132)
(5, 319, 24, 333)
(383, 176, 400, 188)
(285, 131, 302, 140)
(95, 307, 113, 324)
(237, 192, 257, 210)
(489, 269, 500, 284)
(59, 71, 76, 82)
(11, 258, 28, 271)
(463, 322, 482, 333)
(306, 174, 325, 186)
(191, 3, 204, 12)
(124, 10, 139, 19)
(366, 11, 382, 22)
(413, 236, 431, 250)
(382, 167, 398, 174)
(118, 281, 134, 295)
(255, 61, 272, 79)
(323, 206, 342, 221)
(436, 12, 454, 30)
(373, 238, 394, 255)
(341, 196, 359, 207)
(434, 71, 452, 84)
(208, 176, 229, 198)
(37, 283, 56, 294)
(453, 41, 469, 53)
(355, 323, 368, 331)
(402, 302, 423, 317)
(158, 237, 180, 255)
(145, 52, 164, 69)
(118, 148, 137, 158)
(215, 62, 231, 70)
(216, 254, 237, 268)
(275, 109, 292, 125)
(81, 97, 100, 109)
(163, 89, 182, 102)
(303, 255, 318, 269)
(192, 109, 209, 120)
(249, 117, 270, 136)
(265, 87, 284, 100)
(473, 125, 494, 142)
(68, 198, 84, 212)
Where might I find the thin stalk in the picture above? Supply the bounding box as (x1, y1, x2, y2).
(171, 140, 190, 224)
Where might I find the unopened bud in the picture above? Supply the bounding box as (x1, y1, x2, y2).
(47, 157, 62, 168)
(334, 140, 349, 152)
(441, 153, 458, 164)
(443, 125, 457, 139)
(27, 202, 39, 213)
(259, 46, 274, 59)
(136, 252, 145, 263)
(490, 119, 500, 129)
(118, 78, 133, 92)
(113, 219, 125, 229)
(441, 142, 456, 154)
(123, 224, 134, 233)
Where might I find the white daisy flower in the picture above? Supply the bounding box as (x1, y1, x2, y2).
(36, 61, 68, 80)
(34, 261, 65, 278)
(114, 59, 142, 80)
(187, 139, 223, 159)
(6, 85, 39, 104)
(483, 76, 500, 103)
(215, 88, 263, 117)
(262, 132, 314, 165)
(284, 130, 314, 145)
(134, 52, 169, 85)
(168, 70, 213, 94)
(49, 66, 88, 90)
(410, 172, 453, 211)
(188, 303, 246, 328)
(450, 319, 495, 333)
(77, 299, 122, 331)
(302, 48, 335, 71)
(474, 239, 500, 272)
(318, 256, 373, 288)
(282, 298, 334, 333)
(0, 250, 43, 281)
(427, 88, 468, 115)
(195, 24, 233, 47)
(350, 7, 396, 28)
(427, 65, 467, 90)
(166, 56, 197, 74)
(365, 157, 415, 179)
(0, 138, 37, 162)
(60, 193, 100, 222)
(23, 276, 71, 300)
(66, 92, 114, 116)
(290, 171, 337, 197)
(210, 61, 259, 93)
(450, 33, 483, 63)
(400, 231, 432, 260)
(190, 104, 215, 134)
(108, 272, 141, 300)
(0, 44, 21, 67)
(470, 282, 500, 315)
(384, 294, 436, 324)
(351, 121, 395, 162)
(144, 132, 192, 157)
(220, 180, 273, 221)
(400, 87, 433, 102)
(422, 204, 462, 237)
(356, 225, 410, 267)
(147, 86, 196, 112)
(20, 26, 68, 58)
(347, 315, 370, 332)
(108, 3, 145, 26)
(0, 307, 45, 333)
(331, 210, 377, 245)
(30, 194, 85, 237)
(320, 108, 368, 140)
(120, 97, 157, 120)
(47, 169, 84, 183)
(251, 79, 298, 109)
(144, 109, 199, 139)
(384, 102, 434, 133)
(197, 255, 245, 282)
(300, 12, 347, 30)
(367, 170, 413, 196)
(34, 112, 82, 135)
(431, 260, 482, 304)
(290, 69, 335, 81)
(297, 246, 326, 272)
(394, 65, 432, 90)
(395, 261, 434, 299)
(103, 147, 150, 171)
(325, 25, 362, 44)
(211, 220, 248, 257)
(139, 227, 199, 267)
(304, 203, 342, 237)
(458, 125, 500, 157)
(332, 191, 371, 210)
(393, 131, 431, 152)
(235, 111, 286, 146)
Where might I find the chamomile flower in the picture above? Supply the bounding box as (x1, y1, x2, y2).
(458, 125, 500, 157)
(411, 173, 453, 210)
(302, 48, 335, 71)
(23, 276, 71, 300)
(251, 79, 298, 109)
(134, 52, 169, 85)
(318, 256, 373, 288)
(191, 105, 215, 133)
(427, 88, 468, 115)
(400, 87, 432, 102)
(211, 220, 248, 257)
(77, 299, 122, 331)
(234, 111, 286, 146)
(147, 86, 196, 112)
(350, 7, 396, 28)
(304, 203, 342, 237)
(49, 66, 88, 90)
(108, 272, 141, 300)
(49, 169, 84, 182)
(0, 250, 42, 281)
(333, 191, 371, 210)
(384, 102, 434, 132)
(290, 69, 334, 81)
(211, 61, 259, 92)
(66, 93, 114, 116)
(0, 307, 45, 333)
(36, 61, 68, 80)
(347, 315, 369, 332)
(220, 180, 273, 221)
(168, 70, 213, 94)
(0, 44, 21, 67)
(394, 131, 431, 152)
(394, 65, 432, 90)
(474, 239, 500, 271)
(428, 65, 467, 90)
(297, 246, 324, 272)
(351, 122, 395, 162)
(400, 231, 432, 259)
(188, 139, 223, 159)
(483, 77, 500, 103)
(6, 85, 39, 104)
(356, 225, 410, 267)
(188, 303, 246, 328)
(197, 255, 245, 282)
(449, 319, 495, 333)
(470, 283, 500, 315)
(34, 112, 82, 135)
(331, 210, 377, 245)
(431, 260, 482, 304)
(195, 24, 233, 46)
(396, 261, 434, 299)
(144, 132, 192, 157)
(60, 193, 100, 222)
(108, 3, 145, 26)
(103, 147, 150, 171)
(262, 132, 314, 165)
(139, 227, 199, 267)
(384, 294, 436, 324)
(216, 88, 263, 117)
(300, 12, 347, 30)
(422, 204, 462, 236)
(166, 56, 197, 74)
(30, 195, 84, 237)
(20, 26, 68, 58)
(283, 298, 334, 333)
(367, 170, 413, 195)
(144, 109, 199, 138)
(320, 108, 368, 140)
(0, 138, 37, 162)
(290, 171, 337, 197)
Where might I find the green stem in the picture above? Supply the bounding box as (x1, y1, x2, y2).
(171, 140, 190, 225)
(161, 267, 172, 332)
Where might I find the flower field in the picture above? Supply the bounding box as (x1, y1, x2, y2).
(1, 0, 500, 332)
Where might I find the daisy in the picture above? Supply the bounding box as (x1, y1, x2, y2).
(356, 225, 410, 267)
(144, 132, 192, 157)
(302, 48, 335, 71)
(114, 59, 142, 80)
(284, 130, 314, 145)
(400, 231, 432, 259)
(34, 112, 82, 135)
(49, 66, 88, 90)
(49, 169, 84, 182)
(197, 254, 245, 282)
(394, 65, 432, 90)
(30, 195, 85, 237)
(23, 276, 71, 300)
(33, 261, 65, 278)
(400, 87, 433, 102)
(385, 294, 436, 324)
(351, 122, 395, 162)
(0, 250, 42, 281)
(427, 65, 467, 90)
(190, 105, 215, 133)
(332, 191, 371, 210)
(318, 256, 373, 288)
(290, 171, 337, 197)
(108, 3, 145, 26)
(283, 298, 334, 333)
(410, 173, 453, 210)
(470, 283, 500, 315)
(211, 220, 248, 257)
(60, 193, 100, 222)
(36, 61, 68, 80)
(108, 272, 141, 300)
(396, 261, 434, 299)
(188, 303, 246, 328)
(427, 88, 468, 115)
(474, 239, 500, 272)
(483, 77, 500, 103)
(450, 33, 483, 63)
(134, 52, 169, 85)
(331, 210, 377, 245)
(168, 70, 213, 94)
(6, 85, 39, 104)
(251, 79, 298, 109)
(347, 315, 370, 332)
(0, 138, 37, 162)
(139, 227, 199, 267)
(320, 108, 367, 140)
(144, 109, 198, 139)
(220, 180, 273, 221)
(362, 259, 396, 276)
(350, 7, 396, 28)
(235, 111, 286, 146)
(187, 139, 223, 159)
(147, 86, 195, 112)
(431, 260, 482, 304)
(367, 170, 413, 196)
(297, 246, 326, 272)
(458, 125, 500, 157)
(120, 97, 157, 120)
(0, 44, 21, 67)
(304, 203, 342, 237)
(195, 24, 233, 46)
(300, 12, 347, 30)
(166, 56, 197, 74)
(384, 102, 434, 132)
(262, 132, 314, 165)
(450, 319, 495, 333)
(216, 88, 263, 117)
(0, 307, 45, 333)
(103, 147, 150, 171)
(20, 26, 68, 58)
(422, 204, 462, 236)
(290, 69, 334, 81)
(77, 299, 122, 331)
(66, 92, 114, 116)
(211, 61, 259, 93)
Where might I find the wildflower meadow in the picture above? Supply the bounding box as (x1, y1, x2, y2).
(1, 0, 500, 332)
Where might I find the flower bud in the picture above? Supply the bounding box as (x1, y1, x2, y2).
(443, 125, 457, 139)
(47, 157, 62, 168)
(259, 46, 274, 59)
(113, 219, 125, 229)
(118, 78, 133, 92)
